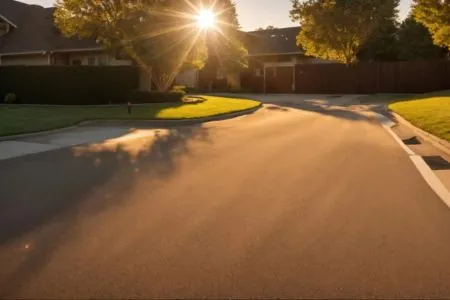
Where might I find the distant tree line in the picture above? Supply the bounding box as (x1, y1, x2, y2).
(290, 0, 449, 65)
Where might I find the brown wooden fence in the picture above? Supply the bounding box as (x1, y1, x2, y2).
(241, 60, 450, 94)
(295, 61, 450, 94)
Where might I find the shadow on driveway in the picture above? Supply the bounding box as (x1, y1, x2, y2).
(264, 98, 380, 124)
(0, 125, 210, 295)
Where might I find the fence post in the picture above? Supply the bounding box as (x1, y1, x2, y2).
(376, 62, 381, 93)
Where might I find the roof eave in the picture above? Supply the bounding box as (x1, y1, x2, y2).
(0, 47, 104, 56)
(52, 47, 104, 53)
(0, 14, 18, 28)
(0, 50, 47, 56)
(247, 51, 303, 57)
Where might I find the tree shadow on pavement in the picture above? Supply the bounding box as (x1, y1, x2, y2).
(0, 125, 210, 296)
(264, 100, 379, 123)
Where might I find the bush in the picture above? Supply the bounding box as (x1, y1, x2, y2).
(4, 93, 17, 104)
(127, 90, 184, 104)
(183, 96, 207, 104)
(170, 85, 187, 96)
(171, 85, 186, 92)
(171, 85, 197, 94)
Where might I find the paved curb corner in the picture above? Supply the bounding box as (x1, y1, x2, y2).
(373, 111, 450, 208)
(0, 104, 262, 142)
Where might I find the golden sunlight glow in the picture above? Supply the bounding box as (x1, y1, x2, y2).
(196, 10, 215, 29)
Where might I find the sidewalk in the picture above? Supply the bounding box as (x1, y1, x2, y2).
(0, 125, 135, 160)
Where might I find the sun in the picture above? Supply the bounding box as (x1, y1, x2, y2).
(197, 10, 215, 29)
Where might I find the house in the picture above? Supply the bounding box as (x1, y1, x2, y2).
(0, 0, 329, 93)
(176, 26, 333, 93)
(0, 0, 132, 67)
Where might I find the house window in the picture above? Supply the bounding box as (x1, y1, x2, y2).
(87, 57, 96, 66)
(255, 68, 262, 77)
(72, 59, 82, 66)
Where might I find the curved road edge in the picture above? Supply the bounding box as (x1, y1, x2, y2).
(373, 111, 450, 208)
(0, 104, 263, 142)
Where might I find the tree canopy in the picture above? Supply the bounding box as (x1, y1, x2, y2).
(358, 0, 400, 61)
(397, 15, 447, 60)
(255, 25, 278, 31)
(55, 0, 246, 91)
(290, 0, 395, 65)
(412, 0, 450, 50)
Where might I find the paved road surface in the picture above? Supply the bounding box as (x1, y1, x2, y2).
(1, 97, 450, 298)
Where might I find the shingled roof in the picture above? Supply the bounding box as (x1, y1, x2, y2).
(0, 0, 101, 55)
(0, 0, 300, 57)
(244, 26, 303, 56)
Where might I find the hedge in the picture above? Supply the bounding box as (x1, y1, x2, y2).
(0, 66, 139, 105)
(126, 90, 184, 103)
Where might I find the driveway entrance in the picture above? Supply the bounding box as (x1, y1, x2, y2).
(265, 66, 294, 93)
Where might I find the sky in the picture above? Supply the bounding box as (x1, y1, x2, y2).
(20, 0, 414, 31)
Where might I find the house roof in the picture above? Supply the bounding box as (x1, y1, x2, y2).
(244, 26, 302, 56)
(0, 0, 300, 57)
(0, 0, 101, 56)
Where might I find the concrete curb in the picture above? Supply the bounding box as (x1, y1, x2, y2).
(0, 104, 262, 142)
(390, 111, 450, 157)
(373, 111, 450, 209)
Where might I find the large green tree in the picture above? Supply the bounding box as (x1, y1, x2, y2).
(412, 0, 450, 50)
(358, 0, 400, 61)
(55, 0, 246, 91)
(290, 0, 397, 65)
(203, 0, 248, 73)
(397, 15, 447, 60)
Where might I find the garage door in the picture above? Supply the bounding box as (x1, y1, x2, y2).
(265, 66, 294, 93)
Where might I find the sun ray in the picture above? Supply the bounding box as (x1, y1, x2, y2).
(165, 30, 204, 90)
(147, 7, 194, 21)
(214, 19, 237, 28)
(182, 0, 201, 14)
(210, 34, 225, 70)
(129, 23, 196, 43)
(153, 28, 200, 60)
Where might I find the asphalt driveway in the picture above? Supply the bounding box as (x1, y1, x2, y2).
(1, 96, 450, 298)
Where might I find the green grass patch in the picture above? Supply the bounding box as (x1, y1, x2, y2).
(388, 91, 450, 142)
(358, 94, 414, 103)
(0, 95, 260, 137)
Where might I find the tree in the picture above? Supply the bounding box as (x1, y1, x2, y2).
(204, 0, 248, 74)
(358, 0, 400, 61)
(290, 0, 396, 65)
(397, 15, 447, 60)
(55, 0, 246, 91)
(255, 25, 278, 31)
(412, 0, 450, 50)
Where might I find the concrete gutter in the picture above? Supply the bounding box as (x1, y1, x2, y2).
(373, 111, 450, 209)
(391, 111, 450, 157)
(0, 104, 262, 142)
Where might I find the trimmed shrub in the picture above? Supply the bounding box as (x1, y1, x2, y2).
(171, 85, 187, 92)
(0, 66, 139, 105)
(171, 85, 197, 94)
(127, 90, 184, 103)
(170, 85, 187, 96)
(4, 93, 17, 104)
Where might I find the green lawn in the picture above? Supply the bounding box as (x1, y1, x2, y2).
(358, 94, 414, 103)
(388, 91, 450, 142)
(0, 95, 261, 137)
